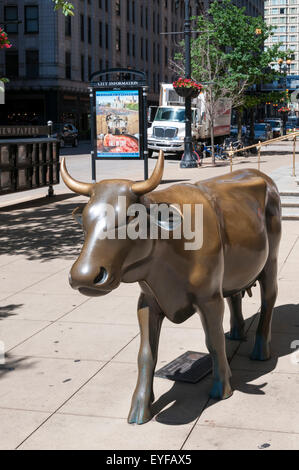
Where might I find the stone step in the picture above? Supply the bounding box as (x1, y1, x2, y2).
(281, 206, 299, 220)
(280, 196, 299, 208)
(279, 190, 299, 197)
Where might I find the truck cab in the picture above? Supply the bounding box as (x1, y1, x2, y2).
(147, 83, 231, 158)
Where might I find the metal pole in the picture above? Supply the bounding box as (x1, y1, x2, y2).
(143, 86, 149, 180)
(293, 135, 296, 177)
(180, 0, 197, 169)
(258, 141, 261, 171)
(89, 87, 96, 183)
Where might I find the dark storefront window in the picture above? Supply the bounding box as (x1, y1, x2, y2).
(4, 6, 18, 34)
(5, 50, 18, 77)
(26, 50, 39, 78)
(25, 5, 39, 33)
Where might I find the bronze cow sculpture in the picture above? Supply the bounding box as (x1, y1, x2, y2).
(60, 151, 281, 425)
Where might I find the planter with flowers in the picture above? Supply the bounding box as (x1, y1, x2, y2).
(173, 78, 203, 99)
(0, 28, 11, 49)
(278, 107, 290, 113)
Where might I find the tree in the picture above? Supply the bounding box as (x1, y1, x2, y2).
(52, 1, 74, 15)
(171, 0, 292, 164)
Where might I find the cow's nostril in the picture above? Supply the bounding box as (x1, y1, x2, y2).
(94, 267, 108, 285)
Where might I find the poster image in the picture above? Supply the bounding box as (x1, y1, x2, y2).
(96, 90, 140, 158)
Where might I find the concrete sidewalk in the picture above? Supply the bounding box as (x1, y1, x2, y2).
(0, 149, 299, 450)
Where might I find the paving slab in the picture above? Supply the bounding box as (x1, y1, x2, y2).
(9, 322, 139, 361)
(59, 361, 211, 424)
(0, 292, 88, 322)
(0, 357, 104, 412)
(0, 319, 51, 351)
(196, 371, 299, 435)
(183, 424, 299, 450)
(18, 413, 195, 450)
(0, 408, 50, 450)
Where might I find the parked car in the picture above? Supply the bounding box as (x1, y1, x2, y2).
(52, 123, 79, 147)
(249, 123, 273, 142)
(264, 119, 283, 138)
(286, 117, 299, 133)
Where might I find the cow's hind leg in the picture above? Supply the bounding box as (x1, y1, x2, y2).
(128, 293, 164, 425)
(198, 296, 233, 400)
(251, 257, 278, 361)
(226, 293, 246, 341)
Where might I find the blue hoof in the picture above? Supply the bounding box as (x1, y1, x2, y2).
(210, 380, 233, 400)
(226, 326, 246, 341)
(250, 334, 270, 361)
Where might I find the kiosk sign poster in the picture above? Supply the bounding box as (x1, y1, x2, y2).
(96, 89, 140, 158)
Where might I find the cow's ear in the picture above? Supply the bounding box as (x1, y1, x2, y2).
(72, 206, 83, 226)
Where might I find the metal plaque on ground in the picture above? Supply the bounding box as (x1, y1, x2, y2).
(155, 351, 212, 384)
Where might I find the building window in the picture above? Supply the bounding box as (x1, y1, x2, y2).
(65, 15, 71, 36)
(4, 6, 18, 34)
(88, 56, 92, 79)
(80, 14, 84, 41)
(5, 50, 18, 77)
(116, 28, 121, 51)
(26, 50, 39, 78)
(81, 55, 85, 81)
(88, 17, 92, 44)
(99, 21, 102, 47)
(105, 23, 109, 49)
(65, 51, 71, 79)
(25, 5, 39, 34)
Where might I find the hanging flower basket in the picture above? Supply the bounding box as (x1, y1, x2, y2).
(278, 107, 290, 113)
(0, 28, 11, 49)
(173, 78, 203, 99)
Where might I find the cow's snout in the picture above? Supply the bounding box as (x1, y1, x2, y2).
(68, 262, 114, 297)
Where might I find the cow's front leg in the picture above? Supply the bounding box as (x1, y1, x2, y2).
(128, 293, 164, 425)
(198, 296, 233, 400)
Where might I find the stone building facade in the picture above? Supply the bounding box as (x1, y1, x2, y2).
(0, 0, 264, 130)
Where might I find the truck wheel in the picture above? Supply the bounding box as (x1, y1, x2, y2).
(148, 149, 154, 158)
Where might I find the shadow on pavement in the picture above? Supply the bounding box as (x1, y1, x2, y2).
(152, 303, 298, 425)
(0, 353, 37, 379)
(0, 197, 84, 262)
(0, 304, 23, 320)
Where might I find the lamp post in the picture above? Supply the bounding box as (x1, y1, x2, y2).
(278, 58, 292, 135)
(180, 0, 198, 169)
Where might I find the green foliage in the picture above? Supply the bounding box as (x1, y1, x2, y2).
(52, 0, 74, 16)
(175, 0, 293, 109)
(243, 91, 285, 109)
(0, 77, 9, 83)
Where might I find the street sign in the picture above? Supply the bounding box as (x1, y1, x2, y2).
(95, 89, 140, 159)
(89, 69, 149, 181)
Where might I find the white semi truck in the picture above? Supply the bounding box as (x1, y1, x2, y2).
(147, 83, 231, 157)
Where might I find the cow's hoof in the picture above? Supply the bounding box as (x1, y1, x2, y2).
(127, 402, 153, 425)
(225, 326, 246, 341)
(250, 335, 271, 361)
(210, 380, 233, 400)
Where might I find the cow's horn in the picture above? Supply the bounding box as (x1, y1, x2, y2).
(132, 150, 164, 195)
(60, 158, 93, 196)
